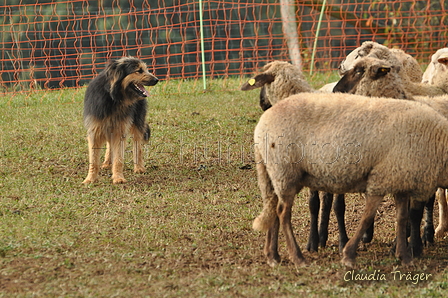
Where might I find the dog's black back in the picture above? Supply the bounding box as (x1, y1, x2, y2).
(83, 57, 157, 131)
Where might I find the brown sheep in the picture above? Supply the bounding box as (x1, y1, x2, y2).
(241, 60, 348, 253)
(253, 92, 448, 268)
(339, 41, 423, 83)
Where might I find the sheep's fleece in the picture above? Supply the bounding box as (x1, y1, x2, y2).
(254, 92, 448, 229)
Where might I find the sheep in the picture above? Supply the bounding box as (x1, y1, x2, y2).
(253, 92, 448, 268)
(334, 56, 413, 99)
(337, 50, 448, 96)
(339, 41, 423, 83)
(240, 61, 314, 110)
(435, 188, 448, 238)
(421, 48, 448, 84)
(334, 55, 448, 253)
(419, 48, 448, 239)
(241, 61, 348, 253)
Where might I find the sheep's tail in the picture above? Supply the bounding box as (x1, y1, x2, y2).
(253, 147, 278, 232)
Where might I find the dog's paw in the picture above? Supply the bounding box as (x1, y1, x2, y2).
(82, 178, 97, 184)
(112, 177, 127, 184)
(101, 163, 111, 169)
(134, 166, 146, 174)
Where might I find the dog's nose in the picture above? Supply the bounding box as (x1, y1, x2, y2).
(150, 77, 159, 86)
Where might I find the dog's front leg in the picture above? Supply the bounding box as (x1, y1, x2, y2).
(101, 142, 112, 169)
(133, 138, 146, 173)
(111, 133, 127, 184)
(131, 127, 146, 174)
(83, 133, 103, 184)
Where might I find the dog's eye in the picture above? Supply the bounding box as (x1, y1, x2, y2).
(136, 68, 144, 73)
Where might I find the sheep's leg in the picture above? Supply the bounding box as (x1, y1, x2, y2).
(264, 216, 281, 267)
(409, 200, 424, 257)
(306, 190, 320, 252)
(318, 192, 333, 248)
(277, 195, 307, 267)
(422, 194, 435, 246)
(341, 195, 383, 268)
(362, 193, 374, 243)
(362, 222, 375, 243)
(333, 194, 349, 252)
(253, 147, 282, 266)
(394, 194, 412, 265)
(435, 188, 448, 238)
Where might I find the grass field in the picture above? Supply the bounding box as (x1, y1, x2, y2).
(1, 77, 448, 297)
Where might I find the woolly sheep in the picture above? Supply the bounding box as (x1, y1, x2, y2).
(253, 92, 448, 268)
(418, 48, 448, 238)
(334, 56, 413, 99)
(421, 48, 448, 84)
(339, 41, 423, 83)
(335, 56, 448, 251)
(336, 55, 448, 97)
(240, 61, 314, 110)
(241, 61, 348, 252)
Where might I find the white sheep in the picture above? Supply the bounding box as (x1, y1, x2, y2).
(339, 41, 423, 83)
(241, 60, 348, 252)
(419, 48, 448, 238)
(336, 55, 448, 243)
(241, 61, 314, 110)
(253, 92, 448, 268)
(421, 48, 448, 84)
(337, 52, 448, 97)
(334, 56, 413, 99)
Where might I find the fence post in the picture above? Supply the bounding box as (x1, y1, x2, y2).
(199, 0, 207, 91)
(280, 0, 302, 70)
(310, 0, 327, 75)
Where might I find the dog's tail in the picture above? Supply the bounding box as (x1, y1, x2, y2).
(144, 123, 151, 142)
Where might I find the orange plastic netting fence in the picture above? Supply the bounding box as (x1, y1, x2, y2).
(1, 0, 447, 93)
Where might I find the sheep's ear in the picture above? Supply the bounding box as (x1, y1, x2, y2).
(333, 70, 359, 93)
(241, 73, 275, 91)
(437, 53, 448, 65)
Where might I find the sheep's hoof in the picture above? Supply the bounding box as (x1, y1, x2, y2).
(267, 257, 280, 268)
(401, 258, 414, 268)
(435, 226, 448, 238)
(399, 254, 414, 267)
(292, 259, 309, 268)
(341, 256, 356, 268)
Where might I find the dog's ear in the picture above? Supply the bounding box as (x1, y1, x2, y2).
(105, 60, 125, 101)
(240, 73, 275, 91)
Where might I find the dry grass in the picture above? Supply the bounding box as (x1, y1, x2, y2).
(1, 78, 448, 297)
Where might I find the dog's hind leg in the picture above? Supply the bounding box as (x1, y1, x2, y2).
(101, 142, 112, 169)
(83, 133, 104, 184)
(130, 125, 146, 174)
(110, 132, 127, 184)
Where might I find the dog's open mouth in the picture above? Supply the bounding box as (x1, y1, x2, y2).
(132, 83, 149, 97)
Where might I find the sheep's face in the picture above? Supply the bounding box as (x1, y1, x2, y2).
(334, 57, 394, 94)
(339, 41, 394, 76)
(422, 48, 448, 85)
(241, 60, 309, 111)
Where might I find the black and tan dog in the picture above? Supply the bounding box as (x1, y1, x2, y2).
(82, 56, 158, 184)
